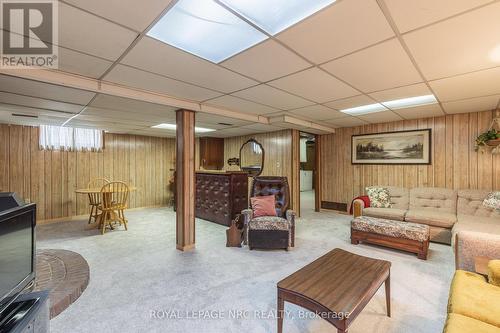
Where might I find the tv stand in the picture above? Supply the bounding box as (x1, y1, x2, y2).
(0, 291, 49, 333)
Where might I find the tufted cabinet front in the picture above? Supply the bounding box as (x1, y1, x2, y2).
(195, 172, 248, 226)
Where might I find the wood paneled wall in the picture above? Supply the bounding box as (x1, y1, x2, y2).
(320, 110, 500, 208)
(223, 130, 299, 209)
(0, 124, 176, 222)
(223, 130, 292, 179)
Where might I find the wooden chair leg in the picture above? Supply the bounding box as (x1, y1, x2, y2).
(88, 205, 94, 224)
(101, 212, 107, 235)
(120, 210, 128, 230)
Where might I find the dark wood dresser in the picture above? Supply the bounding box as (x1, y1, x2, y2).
(195, 171, 248, 226)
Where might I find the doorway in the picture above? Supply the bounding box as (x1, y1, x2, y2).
(299, 132, 317, 213)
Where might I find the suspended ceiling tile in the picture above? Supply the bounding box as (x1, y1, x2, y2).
(56, 47, 113, 79)
(0, 75, 95, 105)
(58, 2, 138, 61)
(288, 104, 345, 120)
(103, 65, 222, 101)
(369, 83, 432, 102)
(403, 2, 500, 80)
(63, 0, 173, 32)
(204, 95, 280, 116)
(195, 112, 251, 126)
(277, 0, 394, 64)
(324, 116, 368, 127)
(324, 95, 376, 110)
(240, 124, 283, 132)
(358, 110, 404, 123)
(322, 39, 422, 93)
(442, 95, 500, 114)
(206, 127, 261, 138)
(268, 68, 359, 103)
(384, 0, 493, 33)
(429, 67, 500, 102)
(220, 39, 311, 82)
(121, 37, 258, 93)
(0, 92, 82, 114)
(232, 84, 314, 110)
(90, 94, 177, 114)
(395, 103, 444, 119)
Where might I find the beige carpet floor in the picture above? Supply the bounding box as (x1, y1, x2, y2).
(37, 204, 454, 333)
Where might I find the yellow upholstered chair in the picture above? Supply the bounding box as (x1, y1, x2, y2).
(98, 181, 129, 235)
(87, 178, 109, 224)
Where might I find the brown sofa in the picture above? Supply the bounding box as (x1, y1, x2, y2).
(353, 187, 499, 245)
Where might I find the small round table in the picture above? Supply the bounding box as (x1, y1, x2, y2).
(75, 187, 137, 229)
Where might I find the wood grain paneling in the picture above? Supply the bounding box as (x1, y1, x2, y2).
(320, 110, 500, 209)
(223, 130, 297, 208)
(0, 124, 175, 222)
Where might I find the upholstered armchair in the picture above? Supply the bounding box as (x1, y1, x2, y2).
(242, 177, 296, 250)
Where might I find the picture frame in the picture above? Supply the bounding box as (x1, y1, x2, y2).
(351, 129, 431, 165)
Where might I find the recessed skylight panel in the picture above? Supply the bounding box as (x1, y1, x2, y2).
(219, 0, 336, 35)
(147, 0, 267, 63)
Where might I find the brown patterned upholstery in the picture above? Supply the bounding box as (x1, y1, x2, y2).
(243, 177, 295, 250)
(250, 176, 290, 218)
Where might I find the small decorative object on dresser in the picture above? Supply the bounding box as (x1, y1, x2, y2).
(351, 216, 430, 260)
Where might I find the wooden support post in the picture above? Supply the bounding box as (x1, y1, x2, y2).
(176, 109, 196, 251)
(291, 129, 300, 217)
(315, 134, 322, 212)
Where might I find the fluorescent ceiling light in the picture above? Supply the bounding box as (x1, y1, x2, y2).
(219, 0, 336, 35)
(152, 123, 215, 133)
(340, 103, 387, 115)
(382, 95, 437, 110)
(147, 0, 267, 63)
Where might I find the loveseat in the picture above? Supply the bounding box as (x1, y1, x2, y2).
(352, 187, 500, 246)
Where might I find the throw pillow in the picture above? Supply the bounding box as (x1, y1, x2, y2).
(483, 191, 500, 211)
(250, 195, 277, 218)
(366, 187, 392, 208)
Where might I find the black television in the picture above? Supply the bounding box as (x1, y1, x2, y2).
(0, 193, 36, 316)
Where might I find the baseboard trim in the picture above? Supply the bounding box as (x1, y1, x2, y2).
(321, 201, 348, 213)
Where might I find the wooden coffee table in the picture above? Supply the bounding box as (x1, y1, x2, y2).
(277, 248, 391, 333)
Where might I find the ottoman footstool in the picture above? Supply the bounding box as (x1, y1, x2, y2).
(351, 216, 430, 260)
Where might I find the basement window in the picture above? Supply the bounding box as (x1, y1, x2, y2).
(39, 125, 103, 151)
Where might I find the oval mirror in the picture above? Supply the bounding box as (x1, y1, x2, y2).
(239, 139, 264, 177)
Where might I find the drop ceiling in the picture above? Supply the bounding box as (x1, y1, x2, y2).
(0, 0, 499, 137)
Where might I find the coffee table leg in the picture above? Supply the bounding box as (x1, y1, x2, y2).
(385, 273, 391, 317)
(277, 292, 284, 333)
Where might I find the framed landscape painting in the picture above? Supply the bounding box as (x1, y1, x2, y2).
(352, 129, 431, 165)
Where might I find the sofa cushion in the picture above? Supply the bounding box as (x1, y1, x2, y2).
(405, 210, 457, 228)
(385, 186, 410, 210)
(458, 189, 500, 217)
(444, 313, 500, 333)
(249, 216, 289, 231)
(489, 260, 500, 287)
(351, 216, 430, 242)
(410, 187, 457, 214)
(452, 215, 500, 247)
(448, 270, 500, 328)
(363, 207, 407, 221)
(366, 187, 391, 208)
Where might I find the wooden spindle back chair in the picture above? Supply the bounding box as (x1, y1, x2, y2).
(99, 181, 129, 235)
(87, 178, 109, 224)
